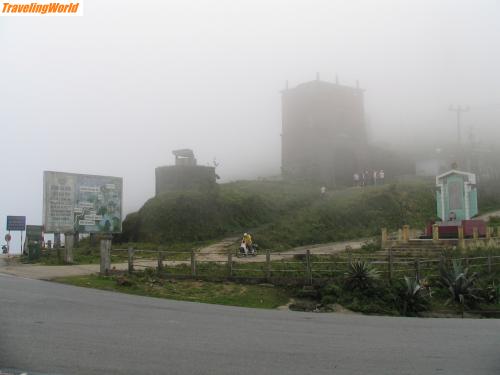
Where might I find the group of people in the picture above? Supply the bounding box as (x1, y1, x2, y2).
(353, 169, 385, 187)
(239, 232, 256, 256)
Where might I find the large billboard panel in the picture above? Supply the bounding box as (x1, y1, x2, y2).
(6, 216, 26, 231)
(43, 171, 123, 234)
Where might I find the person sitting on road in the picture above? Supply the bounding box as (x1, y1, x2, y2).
(243, 233, 254, 255)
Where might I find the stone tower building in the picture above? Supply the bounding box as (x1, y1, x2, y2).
(155, 149, 216, 195)
(281, 77, 367, 186)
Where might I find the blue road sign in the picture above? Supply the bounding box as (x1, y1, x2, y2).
(6, 216, 26, 231)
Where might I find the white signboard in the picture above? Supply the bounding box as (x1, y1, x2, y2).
(43, 171, 123, 233)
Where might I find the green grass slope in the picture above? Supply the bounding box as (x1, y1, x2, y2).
(117, 180, 441, 250)
(117, 181, 319, 244)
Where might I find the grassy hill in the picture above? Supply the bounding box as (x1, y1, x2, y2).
(117, 179, 440, 250)
(253, 181, 437, 250)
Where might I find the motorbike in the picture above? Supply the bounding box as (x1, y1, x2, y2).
(237, 242, 257, 257)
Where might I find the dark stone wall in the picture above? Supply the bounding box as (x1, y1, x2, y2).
(155, 165, 216, 195)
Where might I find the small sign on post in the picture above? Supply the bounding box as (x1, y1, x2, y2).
(6, 216, 26, 231)
(6, 216, 26, 254)
(4, 233, 11, 254)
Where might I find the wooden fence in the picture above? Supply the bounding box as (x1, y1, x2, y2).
(110, 247, 500, 285)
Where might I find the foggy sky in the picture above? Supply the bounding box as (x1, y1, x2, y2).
(1, 0, 500, 251)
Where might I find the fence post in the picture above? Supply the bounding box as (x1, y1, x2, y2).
(388, 248, 393, 283)
(473, 227, 479, 242)
(414, 258, 420, 281)
(227, 251, 233, 278)
(266, 250, 271, 281)
(381, 228, 388, 248)
(305, 250, 312, 285)
(64, 233, 74, 264)
(486, 226, 492, 240)
(99, 235, 112, 275)
(458, 226, 465, 250)
(191, 249, 197, 277)
(157, 251, 164, 273)
(127, 246, 134, 274)
(488, 251, 492, 274)
(403, 225, 410, 242)
(432, 224, 439, 243)
(439, 254, 446, 274)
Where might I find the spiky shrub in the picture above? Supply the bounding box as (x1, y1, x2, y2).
(344, 260, 380, 291)
(439, 260, 481, 309)
(397, 276, 430, 316)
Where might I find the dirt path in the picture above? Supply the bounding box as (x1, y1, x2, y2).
(478, 210, 500, 221)
(0, 256, 192, 280)
(195, 237, 368, 264)
(196, 237, 240, 261)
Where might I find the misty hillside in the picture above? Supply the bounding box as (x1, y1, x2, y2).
(118, 180, 448, 250)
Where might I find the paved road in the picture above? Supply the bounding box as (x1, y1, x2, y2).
(1, 275, 500, 375)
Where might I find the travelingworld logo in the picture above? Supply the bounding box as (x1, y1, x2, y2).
(1, 0, 83, 16)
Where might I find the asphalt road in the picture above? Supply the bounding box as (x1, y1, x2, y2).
(1, 274, 499, 375)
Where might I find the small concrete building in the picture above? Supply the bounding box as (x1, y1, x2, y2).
(155, 149, 216, 195)
(436, 169, 478, 223)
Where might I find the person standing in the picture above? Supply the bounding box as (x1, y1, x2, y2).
(353, 173, 360, 187)
(379, 169, 385, 184)
(373, 170, 378, 186)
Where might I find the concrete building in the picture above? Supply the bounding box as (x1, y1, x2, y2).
(155, 149, 216, 195)
(281, 77, 367, 186)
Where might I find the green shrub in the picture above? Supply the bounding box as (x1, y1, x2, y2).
(320, 295, 337, 305)
(342, 288, 398, 315)
(321, 283, 343, 299)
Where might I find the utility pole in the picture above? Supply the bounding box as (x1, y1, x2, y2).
(449, 105, 470, 145)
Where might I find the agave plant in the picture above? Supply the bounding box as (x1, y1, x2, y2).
(344, 260, 380, 290)
(439, 260, 481, 308)
(398, 276, 429, 316)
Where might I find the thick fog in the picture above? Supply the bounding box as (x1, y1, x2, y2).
(1, 0, 500, 251)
